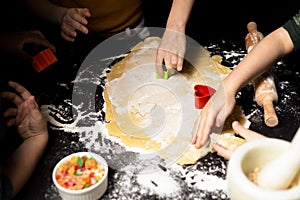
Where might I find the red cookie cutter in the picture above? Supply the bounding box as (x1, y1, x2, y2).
(32, 48, 58, 73)
(194, 84, 216, 109)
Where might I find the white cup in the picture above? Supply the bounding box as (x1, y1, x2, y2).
(227, 138, 300, 200)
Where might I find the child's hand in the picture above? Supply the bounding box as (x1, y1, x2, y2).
(0, 30, 55, 64)
(213, 121, 266, 160)
(156, 29, 186, 77)
(0, 81, 48, 140)
(61, 8, 91, 42)
(191, 86, 237, 148)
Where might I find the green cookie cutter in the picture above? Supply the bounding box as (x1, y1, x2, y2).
(156, 65, 173, 80)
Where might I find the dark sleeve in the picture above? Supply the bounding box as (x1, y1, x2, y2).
(0, 175, 13, 200)
(282, 10, 300, 51)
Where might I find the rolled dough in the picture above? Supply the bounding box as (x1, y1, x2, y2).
(103, 37, 250, 165)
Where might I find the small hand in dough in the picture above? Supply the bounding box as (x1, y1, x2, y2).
(61, 8, 91, 42)
(191, 86, 236, 148)
(213, 121, 266, 160)
(156, 29, 186, 77)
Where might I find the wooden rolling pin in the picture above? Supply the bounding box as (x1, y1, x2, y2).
(253, 71, 279, 127)
(245, 21, 279, 127)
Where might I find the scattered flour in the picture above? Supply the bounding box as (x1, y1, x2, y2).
(171, 164, 228, 192)
(136, 169, 180, 196)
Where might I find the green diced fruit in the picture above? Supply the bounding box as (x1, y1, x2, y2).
(77, 156, 84, 168)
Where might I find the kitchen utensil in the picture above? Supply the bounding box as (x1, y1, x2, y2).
(257, 127, 300, 190)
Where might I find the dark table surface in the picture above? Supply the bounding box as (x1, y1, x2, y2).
(0, 2, 298, 199)
(7, 34, 298, 200)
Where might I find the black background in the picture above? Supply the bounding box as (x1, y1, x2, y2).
(3, 0, 300, 43)
(2, 0, 300, 66)
(1, 1, 300, 199)
(143, 0, 300, 66)
(143, 0, 300, 43)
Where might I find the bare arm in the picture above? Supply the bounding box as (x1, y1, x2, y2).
(3, 132, 48, 197)
(156, 0, 194, 76)
(23, 0, 90, 41)
(1, 81, 49, 197)
(192, 27, 295, 148)
(166, 0, 195, 32)
(223, 27, 294, 96)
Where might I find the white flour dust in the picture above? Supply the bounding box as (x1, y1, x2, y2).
(172, 163, 228, 192)
(136, 169, 180, 196)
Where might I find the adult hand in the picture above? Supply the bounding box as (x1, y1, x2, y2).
(192, 85, 237, 148)
(61, 8, 91, 42)
(0, 30, 55, 64)
(213, 121, 266, 160)
(0, 81, 48, 140)
(156, 29, 186, 77)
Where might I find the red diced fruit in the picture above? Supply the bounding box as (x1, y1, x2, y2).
(82, 156, 87, 162)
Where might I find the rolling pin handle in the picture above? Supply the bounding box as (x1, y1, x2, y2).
(263, 100, 279, 127)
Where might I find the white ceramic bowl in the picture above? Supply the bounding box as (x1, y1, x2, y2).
(52, 152, 108, 200)
(227, 138, 300, 200)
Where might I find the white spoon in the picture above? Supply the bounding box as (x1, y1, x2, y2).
(257, 126, 300, 190)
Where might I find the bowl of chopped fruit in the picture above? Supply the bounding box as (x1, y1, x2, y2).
(52, 152, 108, 200)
